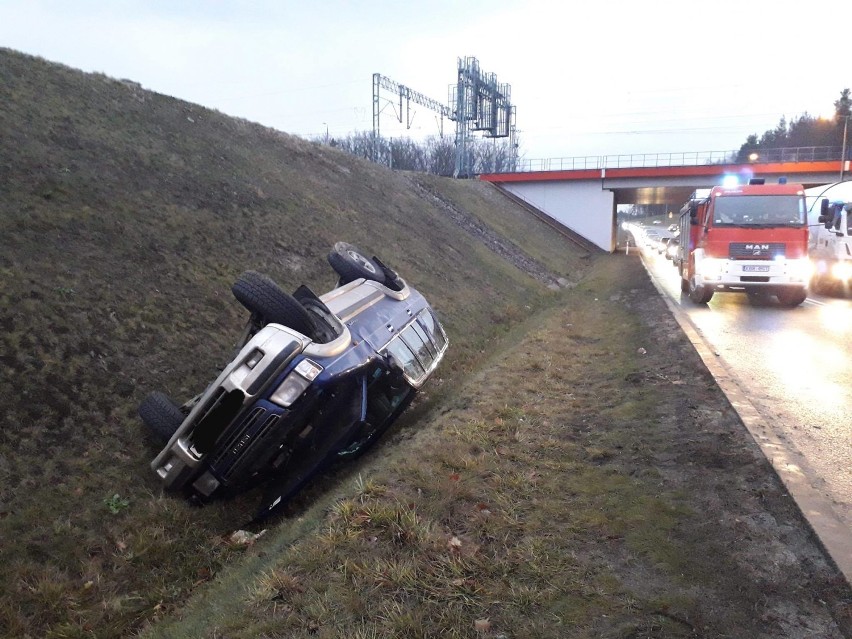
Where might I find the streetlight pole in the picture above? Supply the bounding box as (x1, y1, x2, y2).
(841, 115, 849, 181)
(323, 123, 329, 145)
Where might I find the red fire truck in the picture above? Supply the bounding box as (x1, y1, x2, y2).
(677, 179, 810, 306)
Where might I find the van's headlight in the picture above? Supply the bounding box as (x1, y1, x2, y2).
(786, 259, 812, 281)
(831, 261, 852, 281)
(269, 359, 322, 407)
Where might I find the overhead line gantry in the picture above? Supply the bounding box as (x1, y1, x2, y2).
(372, 57, 517, 177)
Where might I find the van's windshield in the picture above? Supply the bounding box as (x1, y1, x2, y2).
(712, 195, 806, 227)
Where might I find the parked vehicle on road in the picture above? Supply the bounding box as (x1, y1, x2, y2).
(140, 242, 448, 519)
(805, 181, 852, 295)
(664, 237, 680, 261)
(677, 179, 810, 306)
(640, 227, 666, 249)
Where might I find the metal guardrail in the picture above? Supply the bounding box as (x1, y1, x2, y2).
(508, 146, 846, 174)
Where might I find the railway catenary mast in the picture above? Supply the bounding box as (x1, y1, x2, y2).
(372, 57, 516, 177)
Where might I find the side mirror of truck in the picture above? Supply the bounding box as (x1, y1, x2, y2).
(689, 204, 698, 221)
(818, 199, 833, 229)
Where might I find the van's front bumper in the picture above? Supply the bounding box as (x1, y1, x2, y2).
(150, 325, 309, 492)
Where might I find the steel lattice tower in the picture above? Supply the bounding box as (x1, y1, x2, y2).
(372, 57, 516, 177)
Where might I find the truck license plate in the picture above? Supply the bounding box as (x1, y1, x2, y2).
(742, 265, 770, 272)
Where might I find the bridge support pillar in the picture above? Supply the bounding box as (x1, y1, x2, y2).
(501, 181, 615, 251)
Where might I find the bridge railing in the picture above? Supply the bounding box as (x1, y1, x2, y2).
(509, 146, 845, 174)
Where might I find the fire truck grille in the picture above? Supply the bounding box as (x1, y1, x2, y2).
(729, 242, 785, 260)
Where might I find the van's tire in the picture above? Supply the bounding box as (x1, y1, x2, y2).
(810, 273, 832, 296)
(810, 277, 824, 296)
(328, 242, 387, 285)
(232, 271, 316, 336)
(139, 391, 185, 443)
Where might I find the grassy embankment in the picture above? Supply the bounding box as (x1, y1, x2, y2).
(0, 49, 586, 637)
(144, 257, 852, 638)
(1, 48, 849, 638)
(144, 258, 698, 638)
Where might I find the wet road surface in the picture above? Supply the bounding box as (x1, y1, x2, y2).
(639, 245, 852, 526)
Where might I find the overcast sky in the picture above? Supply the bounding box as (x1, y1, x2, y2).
(1, 0, 848, 161)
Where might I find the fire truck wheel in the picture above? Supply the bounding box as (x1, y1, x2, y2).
(776, 287, 807, 308)
(688, 279, 714, 304)
(680, 276, 689, 293)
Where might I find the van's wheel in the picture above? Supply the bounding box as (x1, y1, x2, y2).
(810, 273, 828, 296)
(688, 277, 714, 304)
(328, 242, 387, 285)
(232, 271, 316, 336)
(139, 391, 185, 443)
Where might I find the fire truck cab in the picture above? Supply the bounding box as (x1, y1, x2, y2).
(677, 179, 810, 307)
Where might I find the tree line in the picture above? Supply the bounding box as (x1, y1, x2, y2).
(734, 88, 851, 161)
(315, 131, 518, 177)
(316, 89, 852, 174)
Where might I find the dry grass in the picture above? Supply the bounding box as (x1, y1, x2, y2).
(155, 279, 689, 638)
(2, 48, 850, 639)
(0, 48, 586, 638)
(142, 258, 850, 638)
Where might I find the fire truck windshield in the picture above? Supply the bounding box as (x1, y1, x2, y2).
(712, 195, 806, 227)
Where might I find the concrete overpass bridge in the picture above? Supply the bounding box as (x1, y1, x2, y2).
(479, 146, 851, 252)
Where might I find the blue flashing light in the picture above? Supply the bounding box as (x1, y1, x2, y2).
(721, 175, 739, 188)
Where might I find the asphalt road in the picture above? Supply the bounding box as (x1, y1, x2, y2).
(638, 244, 852, 530)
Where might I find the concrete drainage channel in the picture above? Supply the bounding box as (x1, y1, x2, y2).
(641, 253, 852, 585)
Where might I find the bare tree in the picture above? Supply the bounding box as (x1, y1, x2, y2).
(388, 138, 427, 171)
(312, 131, 519, 178)
(425, 137, 455, 176)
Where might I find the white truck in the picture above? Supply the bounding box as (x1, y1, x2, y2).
(805, 181, 852, 294)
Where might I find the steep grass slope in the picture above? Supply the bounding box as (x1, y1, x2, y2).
(3, 49, 850, 639)
(0, 49, 586, 637)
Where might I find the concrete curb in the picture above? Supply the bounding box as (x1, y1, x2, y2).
(642, 254, 852, 584)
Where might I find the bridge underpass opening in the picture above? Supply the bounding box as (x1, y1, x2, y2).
(613, 185, 697, 207)
(613, 186, 694, 249)
(481, 160, 844, 252)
